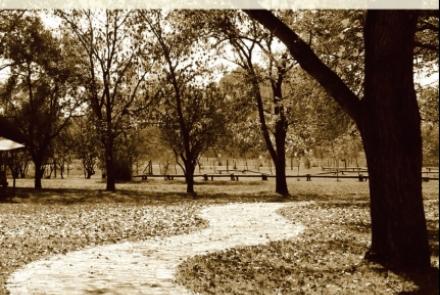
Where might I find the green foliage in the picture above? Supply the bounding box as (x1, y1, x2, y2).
(284, 10, 365, 93)
(218, 70, 265, 157)
(414, 14, 439, 63)
(418, 86, 439, 125)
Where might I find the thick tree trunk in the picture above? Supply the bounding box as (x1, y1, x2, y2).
(359, 10, 430, 270)
(184, 161, 196, 195)
(274, 119, 289, 196)
(273, 79, 289, 197)
(274, 160, 288, 196)
(34, 159, 43, 190)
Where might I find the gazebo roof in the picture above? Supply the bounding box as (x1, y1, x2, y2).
(0, 137, 25, 151)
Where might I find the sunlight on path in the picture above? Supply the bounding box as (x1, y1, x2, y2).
(7, 202, 304, 295)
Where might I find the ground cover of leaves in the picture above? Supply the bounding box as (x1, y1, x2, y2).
(1, 179, 438, 294)
(0, 202, 206, 295)
(177, 194, 439, 294)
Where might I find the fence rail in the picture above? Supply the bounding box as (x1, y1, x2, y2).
(132, 173, 439, 182)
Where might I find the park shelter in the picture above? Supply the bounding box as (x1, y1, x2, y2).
(0, 137, 25, 189)
(0, 137, 25, 151)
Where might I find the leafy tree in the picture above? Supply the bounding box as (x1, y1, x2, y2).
(139, 10, 225, 195)
(197, 11, 300, 195)
(58, 9, 154, 191)
(418, 86, 439, 125)
(418, 85, 439, 166)
(0, 13, 82, 189)
(245, 9, 437, 270)
(46, 125, 76, 179)
(159, 85, 226, 194)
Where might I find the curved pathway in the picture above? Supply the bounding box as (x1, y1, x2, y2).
(7, 202, 304, 295)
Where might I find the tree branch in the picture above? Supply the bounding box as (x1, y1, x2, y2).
(244, 10, 361, 121)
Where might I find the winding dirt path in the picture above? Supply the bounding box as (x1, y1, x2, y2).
(7, 202, 304, 295)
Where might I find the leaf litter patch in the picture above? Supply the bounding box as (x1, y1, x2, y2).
(0, 203, 206, 295)
(177, 199, 439, 295)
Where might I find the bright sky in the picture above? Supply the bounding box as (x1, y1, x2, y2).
(0, 11, 438, 89)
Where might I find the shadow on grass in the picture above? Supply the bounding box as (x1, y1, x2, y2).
(396, 267, 439, 295)
(0, 187, 307, 205)
(0, 185, 372, 206)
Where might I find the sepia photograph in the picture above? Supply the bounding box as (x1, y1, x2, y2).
(0, 1, 438, 294)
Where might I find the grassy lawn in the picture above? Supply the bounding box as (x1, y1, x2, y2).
(0, 177, 438, 294)
(176, 181, 439, 295)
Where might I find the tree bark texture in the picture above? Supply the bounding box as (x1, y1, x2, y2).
(359, 10, 430, 269)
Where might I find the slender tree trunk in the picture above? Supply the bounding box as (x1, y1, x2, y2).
(53, 160, 57, 179)
(105, 136, 115, 191)
(359, 10, 430, 270)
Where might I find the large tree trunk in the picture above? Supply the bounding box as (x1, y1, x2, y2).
(184, 160, 196, 195)
(33, 159, 43, 190)
(273, 77, 289, 196)
(359, 10, 430, 270)
(274, 158, 288, 196)
(274, 117, 289, 196)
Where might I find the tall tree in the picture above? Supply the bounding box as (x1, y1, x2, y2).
(159, 85, 226, 194)
(58, 10, 154, 191)
(245, 10, 435, 270)
(139, 10, 223, 195)
(0, 13, 82, 189)
(202, 11, 298, 196)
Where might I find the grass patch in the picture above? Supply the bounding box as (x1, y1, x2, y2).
(1, 177, 379, 205)
(177, 193, 439, 294)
